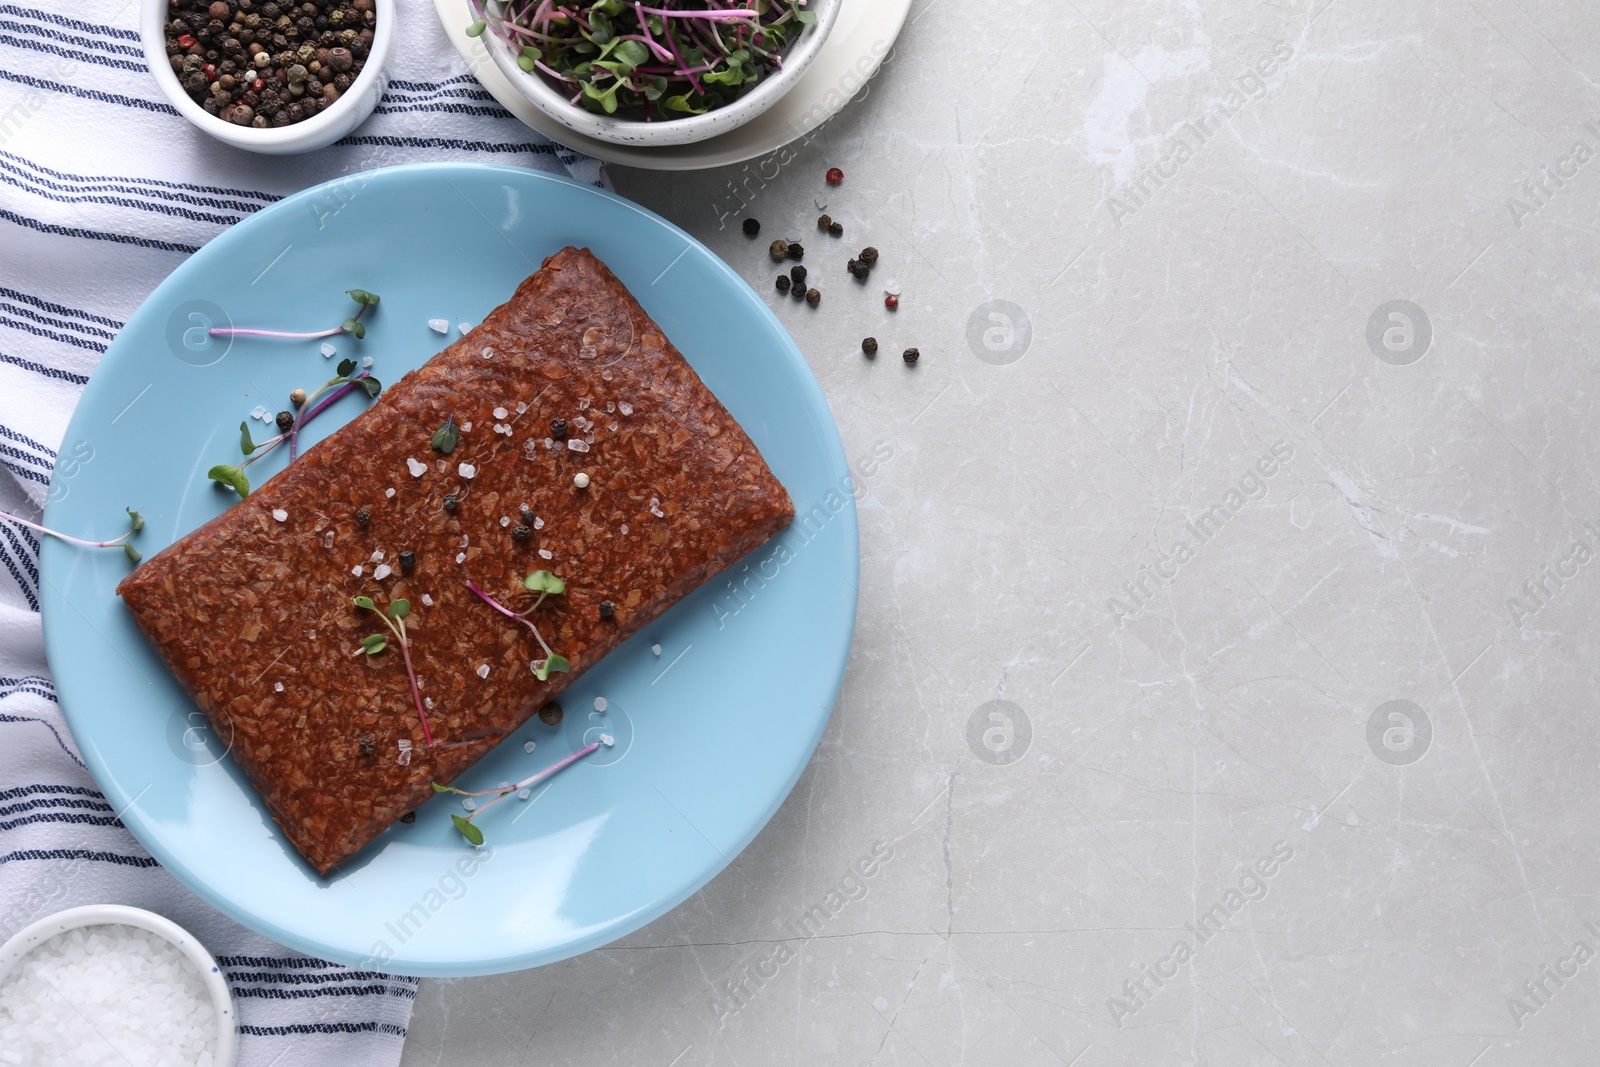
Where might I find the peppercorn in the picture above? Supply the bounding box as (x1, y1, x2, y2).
(512, 523, 530, 542)
(599, 600, 615, 619)
(847, 258, 858, 274)
(859, 246, 879, 265)
(826, 167, 844, 186)
(400, 811, 416, 823)
(769, 239, 789, 261)
(289, 387, 306, 407)
(442, 493, 458, 512)
(903, 347, 920, 365)
(786, 241, 805, 261)
(399, 550, 415, 572)
(885, 294, 900, 310)
(862, 337, 878, 356)
(355, 506, 369, 527)
(359, 735, 375, 755)
(551, 417, 567, 439)
(275, 409, 293, 431)
(829, 221, 844, 238)
(850, 261, 870, 280)
(776, 275, 791, 293)
(538, 701, 563, 726)
(792, 282, 806, 300)
(521, 509, 536, 526)
(817, 214, 832, 230)
(742, 217, 760, 236)
(789, 264, 807, 287)
(806, 288, 821, 307)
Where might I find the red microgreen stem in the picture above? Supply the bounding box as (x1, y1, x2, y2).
(463, 741, 602, 821)
(467, 580, 555, 660)
(394, 620, 436, 746)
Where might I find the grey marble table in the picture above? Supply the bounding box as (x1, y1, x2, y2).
(401, 1, 1600, 1063)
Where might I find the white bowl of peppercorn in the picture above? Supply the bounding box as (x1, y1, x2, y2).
(143, 0, 394, 154)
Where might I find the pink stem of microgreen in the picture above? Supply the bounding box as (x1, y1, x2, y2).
(206, 326, 347, 340)
(290, 371, 369, 461)
(466, 741, 601, 820)
(467, 581, 556, 659)
(0, 511, 131, 549)
(395, 625, 435, 746)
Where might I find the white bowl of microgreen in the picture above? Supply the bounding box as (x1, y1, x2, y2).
(471, 0, 842, 147)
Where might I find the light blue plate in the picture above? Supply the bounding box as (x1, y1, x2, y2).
(40, 163, 857, 976)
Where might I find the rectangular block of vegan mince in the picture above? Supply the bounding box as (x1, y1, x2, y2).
(117, 247, 794, 875)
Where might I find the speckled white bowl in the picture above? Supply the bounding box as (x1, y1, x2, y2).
(141, 0, 394, 155)
(0, 904, 236, 1066)
(481, 0, 842, 147)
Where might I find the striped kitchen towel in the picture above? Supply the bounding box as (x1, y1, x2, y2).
(0, 1, 596, 1063)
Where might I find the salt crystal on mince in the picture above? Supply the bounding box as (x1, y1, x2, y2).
(385, 487, 396, 498)
(538, 549, 553, 560)
(458, 463, 477, 479)
(533, 517, 545, 530)
(407, 458, 427, 477)
(274, 682, 284, 692)
(351, 565, 363, 577)
(460, 534, 470, 547)
(476, 664, 491, 679)
(500, 517, 511, 527)
(323, 530, 335, 548)
(455, 552, 466, 564)
(482, 347, 494, 359)
(421, 594, 434, 606)
(620, 524, 628, 534)
(606, 401, 616, 413)
(578, 398, 591, 410)
(566, 439, 589, 453)
(272, 508, 288, 522)
(618, 402, 633, 416)
(493, 407, 509, 420)
(373, 564, 392, 580)
(461, 421, 473, 432)
(425, 697, 435, 709)
(516, 402, 527, 414)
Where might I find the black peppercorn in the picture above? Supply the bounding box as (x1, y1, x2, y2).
(359, 735, 375, 755)
(859, 246, 879, 265)
(551, 417, 567, 439)
(850, 260, 870, 280)
(538, 701, 563, 725)
(903, 347, 920, 365)
(786, 241, 805, 261)
(862, 337, 878, 356)
(829, 221, 844, 238)
(442, 493, 458, 512)
(521, 509, 536, 526)
(355, 507, 369, 527)
(599, 600, 615, 619)
(742, 217, 760, 236)
(817, 213, 832, 230)
(806, 288, 821, 307)
(275, 409, 293, 431)
(512, 523, 530, 541)
(789, 264, 807, 287)
(399, 550, 415, 572)
(776, 275, 791, 294)
(400, 810, 416, 823)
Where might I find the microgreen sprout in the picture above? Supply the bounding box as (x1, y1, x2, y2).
(467, 571, 571, 680)
(431, 415, 460, 454)
(210, 359, 382, 499)
(0, 507, 145, 564)
(353, 593, 435, 746)
(434, 740, 605, 846)
(209, 288, 381, 341)
(471, 0, 817, 120)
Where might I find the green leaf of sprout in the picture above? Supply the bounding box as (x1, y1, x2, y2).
(123, 543, 142, 565)
(387, 598, 410, 620)
(359, 376, 381, 398)
(239, 420, 257, 456)
(361, 633, 387, 655)
(336, 358, 357, 378)
(207, 464, 250, 499)
(795, 9, 817, 23)
(533, 653, 570, 681)
(452, 813, 485, 846)
(523, 570, 566, 595)
(343, 318, 366, 340)
(431, 781, 462, 794)
(352, 595, 376, 610)
(465, 18, 486, 36)
(346, 288, 380, 306)
(431, 416, 459, 454)
(126, 508, 144, 533)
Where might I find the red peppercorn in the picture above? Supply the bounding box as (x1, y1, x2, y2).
(253, 78, 264, 91)
(885, 294, 899, 310)
(178, 33, 197, 48)
(826, 167, 843, 186)
(204, 62, 217, 80)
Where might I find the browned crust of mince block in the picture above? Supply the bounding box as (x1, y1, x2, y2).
(117, 247, 793, 875)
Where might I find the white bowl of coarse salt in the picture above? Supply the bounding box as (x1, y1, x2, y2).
(0, 904, 235, 1066)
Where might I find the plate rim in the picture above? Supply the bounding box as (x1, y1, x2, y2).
(41, 161, 860, 975)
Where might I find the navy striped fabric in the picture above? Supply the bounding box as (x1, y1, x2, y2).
(0, 3, 596, 1063)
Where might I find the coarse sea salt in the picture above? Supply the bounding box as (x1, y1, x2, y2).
(421, 594, 434, 606)
(274, 682, 284, 692)
(651, 643, 662, 656)
(458, 322, 472, 334)
(407, 458, 427, 477)
(385, 487, 396, 499)
(538, 549, 553, 560)
(251, 405, 269, 422)
(272, 509, 287, 522)
(523, 740, 537, 753)
(362, 356, 373, 368)
(373, 564, 392, 580)
(0, 924, 217, 1067)
(428, 318, 449, 334)
(321, 342, 337, 358)
(458, 463, 477, 479)
(618, 401, 633, 416)
(351, 565, 363, 577)
(476, 664, 490, 679)
(370, 549, 385, 563)
(493, 407, 509, 420)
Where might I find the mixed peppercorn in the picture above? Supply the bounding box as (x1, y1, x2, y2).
(163, 0, 377, 128)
